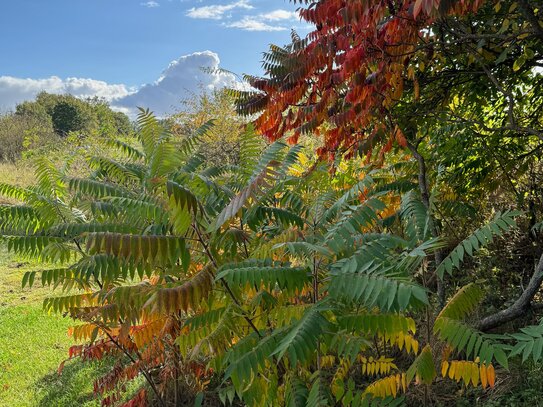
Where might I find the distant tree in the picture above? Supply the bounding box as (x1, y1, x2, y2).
(0, 112, 57, 161)
(170, 88, 248, 166)
(14, 92, 131, 137)
(0, 93, 132, 162)
(15, 99, 51, 124)
(51, 100, 93, 135)
(87, 96, 133, 135)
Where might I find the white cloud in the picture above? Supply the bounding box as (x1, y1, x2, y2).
(0, 51, 241, 118)
(0, 76, 131, 112)
(141, 1, 160, 7)
(142, 1, 159, 7)
(225, 9, 299, 31)
(186, 0, 253, 20)
(261, 10, 298, 21)
(226, 17, 287, 32)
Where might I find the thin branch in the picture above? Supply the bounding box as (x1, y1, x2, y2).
(192, 223, 263, 338)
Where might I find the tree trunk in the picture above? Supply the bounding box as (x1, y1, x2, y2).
(407, 142, 446, 307)
(477, 253, 543, 331)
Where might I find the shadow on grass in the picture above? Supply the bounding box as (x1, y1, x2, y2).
(34, 358, 113, 407)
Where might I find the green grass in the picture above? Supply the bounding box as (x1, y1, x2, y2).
(0, 249, 110, 407)
(0, 162, 35, 206)
(0, 305, 110, 407)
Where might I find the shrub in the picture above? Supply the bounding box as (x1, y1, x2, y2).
(1, 111, 541, 406)
(0, 112, 57, 162)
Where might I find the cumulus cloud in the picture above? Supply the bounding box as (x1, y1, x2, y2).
(261, 10, 298, 21)
(141, 1, 160, 7)
(113, 51, 237, 117)
(0, 76, 130, 112)
(225, 9, 299, 31)
(0, 51, 240, 117)
(186, 0, 253, 20)
(226, 17, 287, 32)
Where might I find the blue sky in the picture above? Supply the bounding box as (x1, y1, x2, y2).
(0, 0, 308, 115)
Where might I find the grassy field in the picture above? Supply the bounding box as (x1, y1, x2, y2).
(0, 250, 110, 407)
(0, 161, 107, 406)
(0, 162, 145, 407)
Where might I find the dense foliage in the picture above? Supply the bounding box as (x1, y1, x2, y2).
(0, 109, 541, 406)
(0, 92, 132, 162)
(0, 112, 57, 161)
(238, 0, 541, 160)
(16, 92, 132, 136)
(170, 88, 247, 166)
(237, 0, 542, 330)
(0, 0, 542, 406)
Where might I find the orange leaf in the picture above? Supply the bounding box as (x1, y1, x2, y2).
(57, 360, 66, 375)
(395, 127, 408, 147)
(480, 364, 488, 389)
(487, 364, 495, 388)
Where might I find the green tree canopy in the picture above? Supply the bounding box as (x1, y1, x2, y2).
(14, 91, 132, 137)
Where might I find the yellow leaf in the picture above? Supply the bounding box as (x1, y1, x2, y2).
(461, 362, 470, 386)
(441, 361, 449, 377)
(391, 376, 398, 397)
(471, 362, 479, 386)
(448, 362, 455, 380)
(455, 362, 463, 382)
